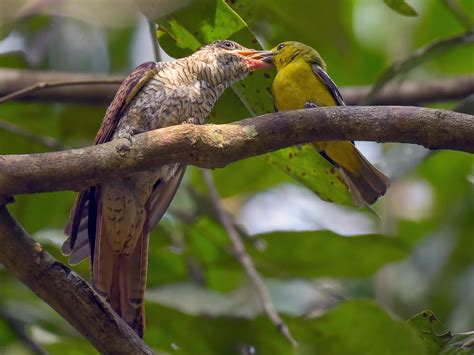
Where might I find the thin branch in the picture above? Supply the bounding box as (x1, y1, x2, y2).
(443, 0, 474, 31)
(0, 69, 122, 104)
(0, 69, 472, 106)
(342, 75, 474, 106)
(0, 119, 68, 150)
(201, 170, 297, 346)
(0, 79, 122, 104)
(0, 106, 472, 196)
(363, 31, 474, 104)
(0, 306, 47, 355)
(0, 206, 155, 355)
(148, 21, 161, 62)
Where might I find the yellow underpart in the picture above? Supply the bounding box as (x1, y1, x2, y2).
(273, 58, 362, 174)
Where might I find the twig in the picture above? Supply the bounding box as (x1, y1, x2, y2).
(0, 79, 122, 104)
(363, 31, 474, 104)
(0, 119, 68, 150)
(201, 169, 297, 346)
(0, 106, 472, 196)
(0, 69, 472, 106)
(0, 69, 123, 104)
(0, 306, 47, 355)
(148, 21, 161, 62)
(443, 0, 474, 31)
(0, 206, 155, 355)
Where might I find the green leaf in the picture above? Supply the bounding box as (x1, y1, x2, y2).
(199, 155, 291, 198)
(144, 303, 291, 354)
(143, 300, 425, 354)
(249, 231, 409, 278)
(157, 0, 356, 206)
(263, 145, 354, 205)
(302, 300, 425, 354)
(408, 311, 474, 354)
(408, 310, 452, 354)
(383, 0, 418, 16)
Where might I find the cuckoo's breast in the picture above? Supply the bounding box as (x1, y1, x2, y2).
(115, 68, 219, 138)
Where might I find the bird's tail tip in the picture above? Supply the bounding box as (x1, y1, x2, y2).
(340, 149, 390, 207)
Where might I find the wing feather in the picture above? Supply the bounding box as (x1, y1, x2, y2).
(311, 63, 345, 106)
(63, 61, 157, 260)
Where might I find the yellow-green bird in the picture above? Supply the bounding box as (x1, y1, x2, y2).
(262, 41, 390, 206)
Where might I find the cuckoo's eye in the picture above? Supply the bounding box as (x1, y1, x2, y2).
(221, 40, 236, 50)
(277, 43, 285, 51)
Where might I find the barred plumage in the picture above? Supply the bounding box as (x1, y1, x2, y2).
(63, 40, 270, 337)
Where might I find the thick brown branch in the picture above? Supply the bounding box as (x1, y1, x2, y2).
(0, 106, 472, 196)
(0, 207, 154, 354)
(0, 69, 472, 105)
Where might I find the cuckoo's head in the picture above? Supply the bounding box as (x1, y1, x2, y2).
(193, 40, 272, 83)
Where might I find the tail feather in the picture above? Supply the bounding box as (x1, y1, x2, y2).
(339, 147, 390, 206)
(314, 141, 390, 206)
(64, 170, 185, 338)
(94, 199, 149, 337)
(93, 212, 114, 297)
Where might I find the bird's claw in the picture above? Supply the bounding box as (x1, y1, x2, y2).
(304, 101, 318, 109)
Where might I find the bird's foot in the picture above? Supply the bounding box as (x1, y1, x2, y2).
(0, 194, 14, 206)
(116, 133, 133, 156)
(304, 101, 318, 109)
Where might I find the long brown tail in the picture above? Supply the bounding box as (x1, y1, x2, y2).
(92, 191, 150, 338)
(63, 168, 185, 337)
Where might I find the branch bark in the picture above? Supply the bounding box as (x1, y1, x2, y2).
(0, 106, 472, 196)
(0, 68, 472, 106)
(0, 206, 155, 355)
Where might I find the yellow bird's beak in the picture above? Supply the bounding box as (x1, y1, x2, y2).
(234, 49, 274, 69)
(248, 50, 274, 65)
(259, 51, 275, 65)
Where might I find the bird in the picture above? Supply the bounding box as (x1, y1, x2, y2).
(261, 41, 390, 206)
(61, 40, 270, 337)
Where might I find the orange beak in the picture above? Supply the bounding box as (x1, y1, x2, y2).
(235, 49, 274, 69)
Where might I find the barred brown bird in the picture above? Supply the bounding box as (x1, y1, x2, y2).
(62, 40, 270, 336)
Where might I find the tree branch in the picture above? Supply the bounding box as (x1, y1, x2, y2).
(363, 31, 474, 104)
(0, 206, 155, 355)
(0, 69, 122, 104)
(0, 106, 472, 196)
(0, 306, 47, 355)
(0, 119, 68, 150)
(201, 170, 297, 346)
(443, 0, 474, 31)
(342, 75, 474, 106)
(0, 69, 472, 106)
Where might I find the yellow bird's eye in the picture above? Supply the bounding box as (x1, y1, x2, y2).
(277, 43, 285, 51)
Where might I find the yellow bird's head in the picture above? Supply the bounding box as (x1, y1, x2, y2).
(261, 41, 326, 70)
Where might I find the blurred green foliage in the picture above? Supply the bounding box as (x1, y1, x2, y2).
(0, 0, 473, 354)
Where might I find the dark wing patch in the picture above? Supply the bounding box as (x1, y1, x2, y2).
(95, 61, 157, 144)
(311, 63, 345, 106)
